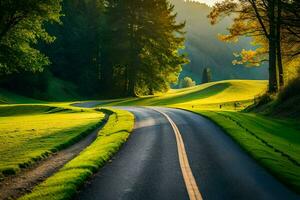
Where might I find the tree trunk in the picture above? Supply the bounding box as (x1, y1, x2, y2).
(100, 50, 114, 93)
(268, 0, 278, 93)
(127, 32, 137, 97)
(127, 62, 137, 97)
(276, 0, 284, 88)
(127, 66, 136, 97)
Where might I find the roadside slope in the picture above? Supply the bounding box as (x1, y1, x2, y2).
(186, 109, 300, 193)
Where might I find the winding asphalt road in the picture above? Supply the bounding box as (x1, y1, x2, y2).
(75, 103, 299, 200)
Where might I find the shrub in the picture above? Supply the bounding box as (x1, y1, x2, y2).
(179, 77, 196, 88)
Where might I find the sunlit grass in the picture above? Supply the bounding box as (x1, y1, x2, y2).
(189, 110, 300, 193)
(19, 108, 134, 200)
(92, 80, 267, 110)
(0, 104, 104, 177)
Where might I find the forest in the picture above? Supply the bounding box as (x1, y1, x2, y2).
(0, 0, 300, 99)
(0, 0, 187, 99)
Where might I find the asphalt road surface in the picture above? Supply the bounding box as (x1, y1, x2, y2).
(74, 104, 299, 200)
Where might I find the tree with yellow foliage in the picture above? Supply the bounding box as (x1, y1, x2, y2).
(209, 0, 300, 93)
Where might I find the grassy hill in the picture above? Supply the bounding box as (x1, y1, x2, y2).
(97, 80, 268, 110)
(0, 72, 82, 103)
(0, 89, 44, 104)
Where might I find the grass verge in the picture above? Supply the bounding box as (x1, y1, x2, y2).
(0, 105, 105, 178)
(188, 109, 300, 193)
(19, 108, 134, 200)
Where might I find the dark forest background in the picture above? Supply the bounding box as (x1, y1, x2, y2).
(0, 0, 268, 101)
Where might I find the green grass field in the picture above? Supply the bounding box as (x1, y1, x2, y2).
(0, 104, 104, 177)
(20, 108, 134, 200)
(97, 80, 267, 110)
(189, 110, 300, 192)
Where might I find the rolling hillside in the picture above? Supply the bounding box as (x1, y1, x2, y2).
(1, 80, 268, 111)
(96, 80, 268, 110)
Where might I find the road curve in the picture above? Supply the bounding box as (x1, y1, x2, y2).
(74, 104, 299, 200)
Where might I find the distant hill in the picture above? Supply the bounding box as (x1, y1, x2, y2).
(96, 80, 268, 109)
(171, 0, 268, 83)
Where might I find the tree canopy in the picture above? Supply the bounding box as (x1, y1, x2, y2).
(0, 0, 62, 74)
(0, 0, 187, 98)
(209, 0, 300, 93)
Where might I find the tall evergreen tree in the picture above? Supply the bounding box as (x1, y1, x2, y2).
(101, 0, 131, 95)
(103, 0, 188, 96)
(138, 0, 187, 95)
(202, 67, 212, 83)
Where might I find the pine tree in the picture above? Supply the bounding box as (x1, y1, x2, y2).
(202, 67, 212, 83)
(103, 0, 188, 96)
(138, 0, 188, 95)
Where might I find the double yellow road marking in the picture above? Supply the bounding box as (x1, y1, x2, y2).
(151, 108, 203, 200)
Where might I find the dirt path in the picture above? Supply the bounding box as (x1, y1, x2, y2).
(0, 115, 108, 200)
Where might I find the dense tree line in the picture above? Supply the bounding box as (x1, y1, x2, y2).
(43, 0, 105, 96)
(209, 0, 300, 93)
(0, 0, 187, 98)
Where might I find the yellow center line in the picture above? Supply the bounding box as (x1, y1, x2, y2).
(151, 108, 203, 200)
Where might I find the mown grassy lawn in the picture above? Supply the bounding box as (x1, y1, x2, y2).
(186, 110, 300, 193)
(19, 108, 134, 200)
(0, 104, 105, 177)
